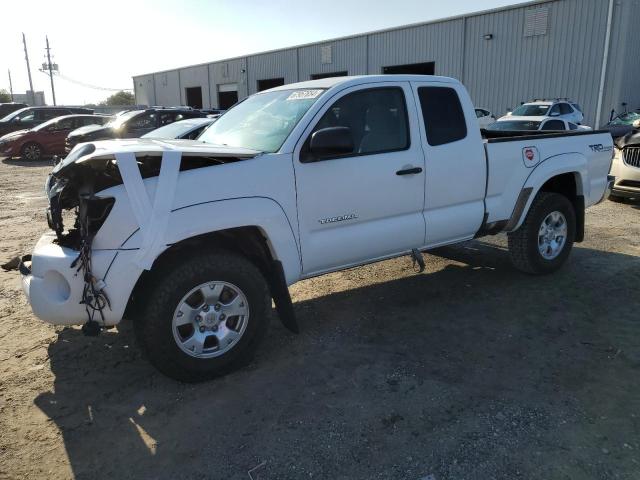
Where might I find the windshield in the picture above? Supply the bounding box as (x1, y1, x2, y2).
(511, 104, 551, 117)
(0, 107, 30, 122)
(142, 119, 211, 139)
(198, 89, 325, 152)
(488, 121, 541, 131)
(609, 112, 640, 126)
(106, 110, 142, 129)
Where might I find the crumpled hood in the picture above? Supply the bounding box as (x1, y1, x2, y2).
(0, 129, 30, 142)
(615, 129, 640, 149)
(54, 138, 262, 175)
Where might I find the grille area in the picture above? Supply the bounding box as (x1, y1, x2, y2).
(623, 147, 640, 168)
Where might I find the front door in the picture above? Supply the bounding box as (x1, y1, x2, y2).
(293, 82, 426, 275)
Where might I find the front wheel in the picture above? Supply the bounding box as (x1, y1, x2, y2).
(21, 142, 42, 161)
(508, 192, 576, 274)
(135, 251, 271, 382)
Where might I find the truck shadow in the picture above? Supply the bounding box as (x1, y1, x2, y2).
(34, 240, 640, 479)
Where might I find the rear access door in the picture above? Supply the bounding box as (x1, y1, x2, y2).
(410, 81, 487, 247)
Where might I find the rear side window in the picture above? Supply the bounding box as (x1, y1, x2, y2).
(311, 87, 409, 156)
(418, 86, 467, 146)
(541, 120, 565, 130)
(42, 109, 68, 120)
(128, 113, 156, 130)
(559, 103, 573, 115)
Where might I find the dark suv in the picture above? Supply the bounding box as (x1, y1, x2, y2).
(0, 103, 28, 119)
(65, 108, 204, 153)
(0, 106, 93, 136)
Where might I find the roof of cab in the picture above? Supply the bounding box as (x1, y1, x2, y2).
(263, 74, 459, 92)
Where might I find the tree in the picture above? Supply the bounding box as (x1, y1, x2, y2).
(0, 89, 11, 103)
(100, 90, 135, 106)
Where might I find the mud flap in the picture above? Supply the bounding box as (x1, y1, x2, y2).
(269, 260, 299, 334)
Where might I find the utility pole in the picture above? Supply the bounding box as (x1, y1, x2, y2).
(45, 36, 56, 106)
(8, 70, 14, 101)
(22, 33, 35, 105)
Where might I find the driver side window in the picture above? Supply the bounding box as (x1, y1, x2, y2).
(15, 110, 35, 122)
(307, 87, 409, 160)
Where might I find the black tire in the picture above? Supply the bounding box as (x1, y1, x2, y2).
(608, 194, 625, 203)
(508, 192, 576, 275)
(135, 250, 271, 382)
(21, 142, 42, 161)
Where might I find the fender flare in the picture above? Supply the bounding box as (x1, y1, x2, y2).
(507, 152, 587, 232)
(119, 196, 302, 285)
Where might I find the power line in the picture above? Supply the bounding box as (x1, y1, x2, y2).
(42, 71, 132, 92)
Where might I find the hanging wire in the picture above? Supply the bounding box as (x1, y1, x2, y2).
(39, 70, 132, 91)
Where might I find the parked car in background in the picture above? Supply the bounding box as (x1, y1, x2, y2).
(475, 108, 495, 128)
(609, 129, 640, 201)
(65, 108, 204, 153)
(0, 114, 110, 161)
(0, 106, 94, 137)
(141, 117, 216, 140)
(602, 111, 640, 139)
(200, 108, 226, 116)
(0, 103, 28, 118)
(486, 118, 590, 132)
(499, 100, 584, 124)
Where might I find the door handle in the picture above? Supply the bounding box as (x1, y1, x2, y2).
(396, 167, 423, 176)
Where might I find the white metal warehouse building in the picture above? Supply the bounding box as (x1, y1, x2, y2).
(132, 0, 640, 127)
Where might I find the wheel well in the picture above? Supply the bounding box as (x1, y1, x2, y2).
(124, 226, 276, 319)
(539, 172, 585, 242)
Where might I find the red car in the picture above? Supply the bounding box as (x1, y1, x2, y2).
(0, 114, 110, 161)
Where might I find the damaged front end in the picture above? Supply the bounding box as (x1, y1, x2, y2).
(46, 144, 119, 333)
(41, 141, 259, 333)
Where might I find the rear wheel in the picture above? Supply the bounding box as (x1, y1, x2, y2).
(508, 192, 576, 274)
(21, 142, 42, 161)
(135, 251, 271, 382)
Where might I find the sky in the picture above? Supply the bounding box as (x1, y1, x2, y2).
(1, 0, 526, 105)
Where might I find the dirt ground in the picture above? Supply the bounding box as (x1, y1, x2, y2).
(0, 156, 638, 480)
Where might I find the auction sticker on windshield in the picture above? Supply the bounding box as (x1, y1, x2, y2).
(287, 90, 323, 101)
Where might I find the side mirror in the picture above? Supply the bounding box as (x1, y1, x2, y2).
(309, 127, 354, 159)
(549, 111, 560, 117)
(13, 117, 21, 123)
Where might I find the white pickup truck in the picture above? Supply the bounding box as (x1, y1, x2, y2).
(19, 75, 614, 381)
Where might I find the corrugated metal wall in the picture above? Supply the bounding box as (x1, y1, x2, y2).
(602, 0, 640, 125)
(463, 0, 609, 126)
(248, 50, 298, 95)
(367, 19, 464, 77)
(298, 37, 368, 79)
(133, 0, 636, 125)
(153, 70, 181, 107)
(178, 65, 210, 108)
(208, 58, 248, 108)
